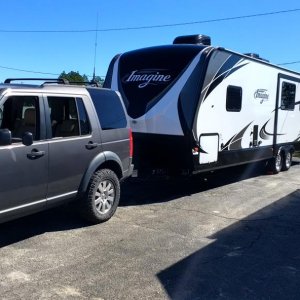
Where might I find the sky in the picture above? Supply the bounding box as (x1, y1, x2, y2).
(0, 0, 300, 83)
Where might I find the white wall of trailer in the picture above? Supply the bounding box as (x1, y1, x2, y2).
(111, 51, 205, 136)
(110, 45, 300, 159)
(196, 55, 300, 155)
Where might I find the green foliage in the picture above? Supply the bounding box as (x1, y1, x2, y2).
(93, 76, 104, 87)
(59, 71, 89, 83)
(58, 71, 104, 86)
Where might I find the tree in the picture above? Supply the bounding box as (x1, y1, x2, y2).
(58, 71, 105, 86)
(93, 75, 104, 87)
(59, 71, 89, 83)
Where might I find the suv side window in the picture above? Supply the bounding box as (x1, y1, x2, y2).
(87, 89, 127, 130)
(0, 96, 40, 142)
(47, 96, 90, 138)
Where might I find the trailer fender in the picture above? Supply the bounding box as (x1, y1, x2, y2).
(280, 145, 295, 156)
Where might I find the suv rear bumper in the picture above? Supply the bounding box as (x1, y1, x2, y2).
(122, 161, 134, 181)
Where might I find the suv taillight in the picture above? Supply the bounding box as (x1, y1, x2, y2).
(129, 128, 133, 158)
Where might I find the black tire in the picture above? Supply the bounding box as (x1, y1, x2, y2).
(267, 151, 282, 174)
(79, 169, 120, 223)
(282, 151, 292, 171)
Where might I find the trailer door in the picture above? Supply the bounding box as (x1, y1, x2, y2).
(199, 134, 219, 164)
(276, 75, 300, 145)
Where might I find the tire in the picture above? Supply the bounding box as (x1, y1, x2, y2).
(282, 151, 292, 171)
(267, 151, 282, 174)
(79, 169, 120, 223)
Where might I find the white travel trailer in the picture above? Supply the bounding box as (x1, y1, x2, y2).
(104, 34, 300, 175)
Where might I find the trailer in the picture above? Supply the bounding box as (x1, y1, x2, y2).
(104, 34, 300, 175)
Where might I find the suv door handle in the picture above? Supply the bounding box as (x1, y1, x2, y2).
(27, 149, 45, 159)
(85, 142, 98, 150)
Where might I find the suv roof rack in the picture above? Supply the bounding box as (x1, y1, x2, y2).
(4, 78, 69, 84)
(66, 81, 101, 87)
(4, 78, 101, 87)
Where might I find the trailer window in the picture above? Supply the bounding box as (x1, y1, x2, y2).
(280, 82, 296, 110)
(226, 86, 242, 112)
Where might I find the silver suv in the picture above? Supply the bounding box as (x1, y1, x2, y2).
(0, 78, 133, 224)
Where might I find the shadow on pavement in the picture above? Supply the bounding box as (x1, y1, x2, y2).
(0, 206, 90, 248)
(157, 189, 300, 299)
(120, 161, 285, 207)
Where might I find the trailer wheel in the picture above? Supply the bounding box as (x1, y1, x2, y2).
(267, 151, 282, 174)
(282, 151, 292, 171)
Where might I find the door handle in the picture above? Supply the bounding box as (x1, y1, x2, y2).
(85, 141, 98, 150)
(27, 149, 45, 159)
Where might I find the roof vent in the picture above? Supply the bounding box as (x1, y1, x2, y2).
(244, 53, 269, 62)
(173, 34, 211, 46)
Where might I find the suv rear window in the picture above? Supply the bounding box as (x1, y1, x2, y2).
(88, 89, 127, 130)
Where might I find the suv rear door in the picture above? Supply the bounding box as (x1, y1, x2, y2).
(43, 94, 102, 206)
(0, 94, 48, 219)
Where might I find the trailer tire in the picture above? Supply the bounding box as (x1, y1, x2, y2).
(267, 151, 282, 174)
(282, 151, 292, 171)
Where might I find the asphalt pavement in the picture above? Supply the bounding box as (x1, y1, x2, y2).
(0, 159, 300, 299)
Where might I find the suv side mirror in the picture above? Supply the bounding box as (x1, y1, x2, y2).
(22, 132, 33, 146)
(0, 129, 12, 146)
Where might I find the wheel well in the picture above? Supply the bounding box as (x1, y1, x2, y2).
(279, 145, 295, 157)
(97, 160, 123, 179)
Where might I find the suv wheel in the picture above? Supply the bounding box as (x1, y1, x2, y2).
(80, 169, 120, 223)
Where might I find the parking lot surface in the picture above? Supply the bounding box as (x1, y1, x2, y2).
(1, 160, 300, 300)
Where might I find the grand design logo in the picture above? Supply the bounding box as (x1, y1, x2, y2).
(254, 89, 269, 104)
(123, 69, 172, 88)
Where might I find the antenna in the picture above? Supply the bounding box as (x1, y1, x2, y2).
(92, 13, 99, 82)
